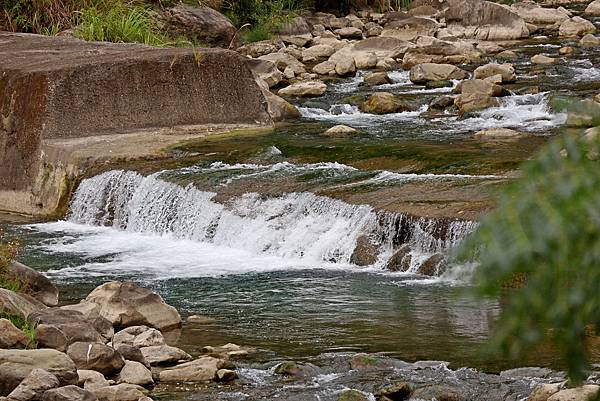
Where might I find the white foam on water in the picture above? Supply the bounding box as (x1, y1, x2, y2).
(572, 66, 600, 82)
(331, 73, 366, 93)
(357, 171, 505, 185)
(299, 104, 427, 125)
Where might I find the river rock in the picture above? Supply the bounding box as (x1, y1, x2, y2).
(461, 79, 506, 97)
(160, 5, 237, 48)
(559, 17, 597, 37)
(366, 22, 384, 37)
(215, 369, 237, 382)
(350, 353, 395, 370)
(0, 289, 45, 320)
(352, 37, 414, 60)
(6, 262, 59, 307)
(455, 93, 499, 114)
(547, 385, 600, 401)
(323, 125, 358, 137)
(302, 45, 336, 62)
(312, 60, 336, 75)
(510, 2, 570, 25)
(262, 87, 302, 122)
(259, 52, 306, 76)
(375, 382, 413, 400)
(444, 0, 529, 40)
(474, 128, 524, 140)
(579, 34, 600, 48)
(67, 342, 124, 375)
(354, 52, 378, 70)
(474, 63, 516, 83)
(91, 384, 147, 401)
(0, 349, 77, 396)
(385, 245, 412, 272)
(430, 95, 455, 110)
(114, 344, 149, 368)
(382, 16, 439, 41)
(41, 385, 98, 401)
(349, 235, 379, 266)
(361, 93, 416, 115)
(527, 383, 564, 401)
(330, 50, 357, 77)
(585, 0, 600, 16)
(402, 37, 481, 69)
(337, 390, 369, 401)
(0, 318, 29, 349)
(85, 281, 181, 331)
(247, 59, 283, 88)
(112, 326, 165, 348)
(409, 63, 467, 84)
(118, 361, 153, 387)
(531, 54, 556, 64)
(364, 72, 392, 86)
(6, 368, 59, 401)
(237, 39, 285, 58)
(58, 302, 101, 319)
(334, 27, 363, 39)
(496, 50, 518, 60)
(158, 356, 222, 383)
(140, 345, 191, 366)
(278, 81, 327, 97)
(202, 343, 253, 360)
(417, 254, 446, 276)
(412, 384, 462, 401)
(77, 370, 111, 391)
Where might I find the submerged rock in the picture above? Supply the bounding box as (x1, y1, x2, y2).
(531, 54, 556, 64)
(323, 125, 358, 137)
(350, 235, 379, 265)
(474, 128, 524, 140)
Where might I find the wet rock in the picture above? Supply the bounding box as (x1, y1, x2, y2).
(274, 361, 320, 378)
(474, 128, 524, 140)
(337, 390, 370, 401)
(364, 72, 392, 86)
(417, 254, 446, 276)
(7, 368, 59, 401)
(302, 45, 336, 62)
(41, 385, 98, 401)
(215, 369, 237, 382)
(0, 318, 29, 349)
(257, 80, 301, 122)
(444, 0, 529, 40)
(6, 262, 59, 307)
(350, 353, 394, 370)
(85, 281, 181, 331)
(412, 385, 462, 401)
(461, 79, 506, 97)
(140, 345, 191, 366)
(527, 383, 564, 401)
(349, 235, 379, 266)
(118, 361, 153, 387)
(158, 356, 221, 383)
(202, 343, 253, 360)
(426, 80, 453, 89)
(559, 46, 574, 55)
(579, 34, 600, 48)
(585, 0, 600, 16)
(455, 93, 499, 114)
(531, 54, 556, 64)
(360, 93, 417, 115)
(375, 382, 412, 401)
(160, 5, 237, 48)
(91, 384, 148, 401)
(547, 385, 599, 401)
(559, 17, 596, 37)
(278, 81, 327, 97)
(77, 369, 111, 391)
(0, 349, 77, 396)
(385, 245, 413, 272)
(382, 16, 439, 41)
(115, 344, 149, 368)
(473, 63, 516, 83)
(0, 289, 45, 321)
(430, 96, 455, 110)
(237, 39, 285, 58)
(496, 50, 518, 60)
(323, 125, 358, 137)
(67, 342, 125, 376)
(409, 63, 467, 84)
(335, 27, 363, 39)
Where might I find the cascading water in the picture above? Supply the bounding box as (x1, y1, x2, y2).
(68, 169, 478, 274)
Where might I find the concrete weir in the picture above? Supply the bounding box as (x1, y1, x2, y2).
(0, 32, 272, 217)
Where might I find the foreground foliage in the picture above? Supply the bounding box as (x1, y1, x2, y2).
(456, 123, 600, 384)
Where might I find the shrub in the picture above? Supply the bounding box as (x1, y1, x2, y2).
(0, 230, 21, 292)
(456, 116, 600, 384)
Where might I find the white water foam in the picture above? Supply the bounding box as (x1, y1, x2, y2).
(299, 104, 427, 125)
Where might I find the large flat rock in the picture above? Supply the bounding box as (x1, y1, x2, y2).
(0, 32, 271, 216)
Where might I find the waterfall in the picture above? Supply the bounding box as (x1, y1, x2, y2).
(68, 170, 478, 273)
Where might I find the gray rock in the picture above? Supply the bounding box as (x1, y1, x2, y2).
(158, 356, 222, 383)
(473, 63, 516, 83)
(0, 289, 45, 321)
(278, 81, 327, 98)
(91, 384, 148, 401)
(0, 318, 29, 349)
(118, 361, 153, 387)
(77, 369, 110, 391)
(6, 368, 59, 401)
(114, 344, 149, 368)
(140, 345, 191, 366)
(67, 342, 125, 376)
(6, 262, 59, 307)
(112, 326, 164, 349)
(160, 5, 237, 48)
(40, 385, 98, 401)
(409, 63, 467, 84)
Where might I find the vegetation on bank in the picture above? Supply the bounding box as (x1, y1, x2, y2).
(457, 105, 600, 385)
(0, 229, 21, 293)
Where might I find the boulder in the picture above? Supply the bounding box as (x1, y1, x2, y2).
(58, 302, 101, 320)
(365, 22, 384, 37)
(0, 289, 45, 321)
(496, 50, 518, 60)
(352, 37, 414, 59)
(276, 16, 311, 36)
(510, 3, 570, 25)
(77, 370, 111, 391)
(118, 361, 153, 387)
(411, 385, 463, 401)
(354, 52, 378, 70)
(278, 81, 327, 97)
(417, 254, 446, 276)
(6, 262, 59, 307)
(473, 63, 516, 83)
(6, 368, 59, 401)
(279, 33, 312, 47)
(454, 93, 499, 114)
(41, 385, 98, 401)
(329, 49, 357, 76)
(201, 343, 253, 360)
(112, 326, 165, 349)
(375, 382, 413, 401)
(247, 59, 283, 88)
(474, 128, 524, 139)
(67, 342, 125, 376)
(444, 0, 529, 40)
(0, 349, 77, 396)
(527, 383, 564, 401)
(461, 80, 506, 97)
(114, 344, 149, 368)
(140, 345, 191, 366)
(158, 356, 222, 383)
(334, 27, 363, 39)
(160, 5, 237, 48)
(579, 34, 600, 48)
(364, 72, 392, 86)
(323, 125, 358, 137)
(585, 0, 600, 16)
(237, 39, 285, 58)
(312, 60, 336, 75)
(409, 63, 467, 84)
(84, 282, 181, 331)
(429, 95, 455, 110)
(259, 52, 306, 75)
(262, 89, 302, 121)
(215, 368, 237, 382)
(547, 386, 600, 401)
(360, 93, 417, 115)
(402, 37, 482, 69)
(90, 384, 147, 401)
(559, 17, 596, 37)
(302, 45, 336, 62)
(0, 319, 29, 349)
(531, 54, 556, 64)
(382, 16, 439, 41)
(349, 235, 379, 266)
(559, 46, 574, 55)
(385, 244, 412, 272)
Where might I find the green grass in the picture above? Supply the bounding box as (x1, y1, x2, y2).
(0, 312, 37, 348)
